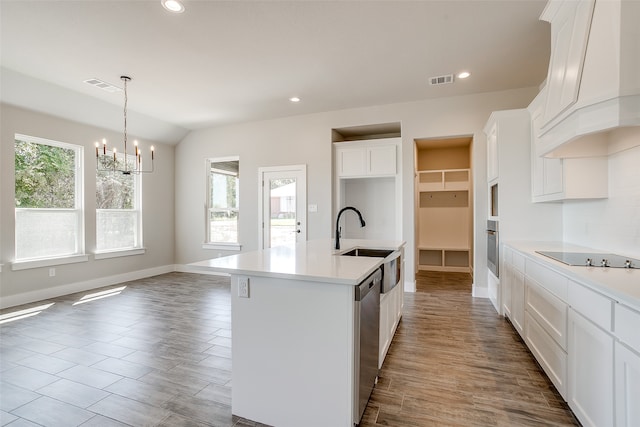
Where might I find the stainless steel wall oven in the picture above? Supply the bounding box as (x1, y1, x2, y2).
(487, 220, 499, 277)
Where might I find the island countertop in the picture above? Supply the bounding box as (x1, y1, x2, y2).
(189, 238, 405, 285)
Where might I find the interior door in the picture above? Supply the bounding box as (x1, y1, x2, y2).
(260, 165, 307, 249)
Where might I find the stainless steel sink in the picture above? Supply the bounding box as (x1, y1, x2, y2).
(340, 248, 401, 293)
(340, 248, 394, 258)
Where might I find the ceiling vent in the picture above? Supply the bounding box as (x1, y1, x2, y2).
(429, 74, 454, 86)
(84, 78, 122, 93)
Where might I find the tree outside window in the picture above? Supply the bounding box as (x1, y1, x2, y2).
(96, 155, 141, 251)
(14, 135, 83, 261)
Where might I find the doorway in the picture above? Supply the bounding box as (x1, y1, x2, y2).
(414, 136, 474, 276)
(259, 165, 307, 249)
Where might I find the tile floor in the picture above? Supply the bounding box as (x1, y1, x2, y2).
(0, 271, 579, 426)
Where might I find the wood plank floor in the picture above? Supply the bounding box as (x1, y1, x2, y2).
(360, 271, 579, 426)
(0, 271, 579, 426)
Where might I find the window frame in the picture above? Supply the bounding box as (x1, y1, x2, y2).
(95, 153, 144, 257)
(203, 156, 241, 251)
(12, 134, 87, 270)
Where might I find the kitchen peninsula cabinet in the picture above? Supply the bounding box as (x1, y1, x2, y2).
(191, 239, 405, 427)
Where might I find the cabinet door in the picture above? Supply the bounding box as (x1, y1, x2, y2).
(368, 145, 396, 176)
(486, 123, 498, 183)
(525, 312, 568, 399)
(336, 147, 366, 177)
(568, 308, 614, 427)
(502, 262, 513, 319)
(511, 269, 525, 337)
(615, 342, 640, 427)
(379, 293, 390, 368)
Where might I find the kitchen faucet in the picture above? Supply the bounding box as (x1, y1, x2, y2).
(335, 206, 366, 250)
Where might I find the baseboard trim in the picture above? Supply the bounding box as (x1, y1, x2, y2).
(174, 264, 230, 276)
(472, 283, 489, 298)
(0, 264, 175, 309)
(404, 279, 416, 293)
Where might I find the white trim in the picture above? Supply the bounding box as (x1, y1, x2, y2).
(404, 279, 416, 293)
(472, 283, 490, 298)
(175, 264, 231, 276)
(11, 254, 90, 271)
(1, 264, 175, 309)
(94, 248, 146, 260)
(202, 243, 241, 251)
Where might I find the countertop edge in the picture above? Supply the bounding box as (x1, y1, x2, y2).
(504, 241, 640, 311)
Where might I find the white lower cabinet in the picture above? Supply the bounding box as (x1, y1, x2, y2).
(568, 308, 615, 427)
(379, 282, 403, 369)
(525, 312, 568, 398)
(511, 268, 525, 337)
(615, 342, 640, 427)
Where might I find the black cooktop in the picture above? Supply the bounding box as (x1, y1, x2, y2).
(536, 251, 640, 269)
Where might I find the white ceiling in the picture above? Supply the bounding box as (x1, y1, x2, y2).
(0, 0, 550, 145)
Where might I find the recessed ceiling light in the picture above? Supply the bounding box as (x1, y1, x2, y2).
(457, 71, 471, 79)
(161, 0, 185, 13)
(289, 97, 301, 103)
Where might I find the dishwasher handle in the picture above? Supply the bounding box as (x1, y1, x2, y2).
(355, 269, 382, 301)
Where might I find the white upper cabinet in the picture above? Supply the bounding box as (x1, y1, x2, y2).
(486, 122, 498, 183)
(335, 139, 397, 178)
(537, 0, 640, 157)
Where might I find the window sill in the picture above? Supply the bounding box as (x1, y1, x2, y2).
(12, 254, 90, 271)
(202, 243, 242, 251)
(95, 248, 146, 260)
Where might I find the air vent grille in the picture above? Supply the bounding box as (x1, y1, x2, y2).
(84, 78, 122, 93)
(429, 74, 454, 86)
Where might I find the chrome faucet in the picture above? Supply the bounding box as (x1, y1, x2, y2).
(335, 206, 366, 250)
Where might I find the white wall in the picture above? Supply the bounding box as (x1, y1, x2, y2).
(563, 144, 640, 259)
(0, 104, 176, 307)
(175, 86, 539, 289)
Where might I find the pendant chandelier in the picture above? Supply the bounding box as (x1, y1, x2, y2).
(95, 76, 154, 174)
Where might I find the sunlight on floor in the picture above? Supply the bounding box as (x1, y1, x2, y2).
(72, 286, 127, 306)
(0, 302, 55, 324)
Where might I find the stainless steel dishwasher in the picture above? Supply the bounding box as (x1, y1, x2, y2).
(353, 268, 381, 425)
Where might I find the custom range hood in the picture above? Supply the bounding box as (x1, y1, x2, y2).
(535, 0, 640, 159)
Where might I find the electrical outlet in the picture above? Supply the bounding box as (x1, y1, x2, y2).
(238, 276, 250, 298)
(49, 268, 56, 277)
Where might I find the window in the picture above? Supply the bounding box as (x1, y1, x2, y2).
(206, 157, 240, 248)
(96, 154, 142, 253)
(14, 134, 84, 262)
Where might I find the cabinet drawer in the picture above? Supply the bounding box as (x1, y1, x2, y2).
(568, 281, 612, 332)
(526, 277, 568, 350)
(512, 251, 525, 273)
(615, 304, 640, 354)
(525, 259, 568, 301)
(525, 312, 568, 399)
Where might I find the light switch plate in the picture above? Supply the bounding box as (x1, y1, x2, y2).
(238, 276, 250, 298)
(308, 204, 318, 213)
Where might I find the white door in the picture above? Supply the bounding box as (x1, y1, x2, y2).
(259, 165, 307, 249)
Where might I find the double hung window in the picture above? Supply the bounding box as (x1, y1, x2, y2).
(206, 158, 240, 248)
(96, 155, 141, 252)
(14, 135, 84, 262)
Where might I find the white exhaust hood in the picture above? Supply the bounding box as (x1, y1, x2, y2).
(536, 0, 640, 158)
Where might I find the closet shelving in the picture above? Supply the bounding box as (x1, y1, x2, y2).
(417, 168, 471, 272)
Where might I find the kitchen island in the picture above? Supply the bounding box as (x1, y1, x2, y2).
(190, 239, 405, 427)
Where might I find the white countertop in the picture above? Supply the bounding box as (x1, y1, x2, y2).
(190, 238, 405, 285)
(505, 241, 640, 309)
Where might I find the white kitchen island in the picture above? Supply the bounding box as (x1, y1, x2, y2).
(190, 239, 405, 427)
